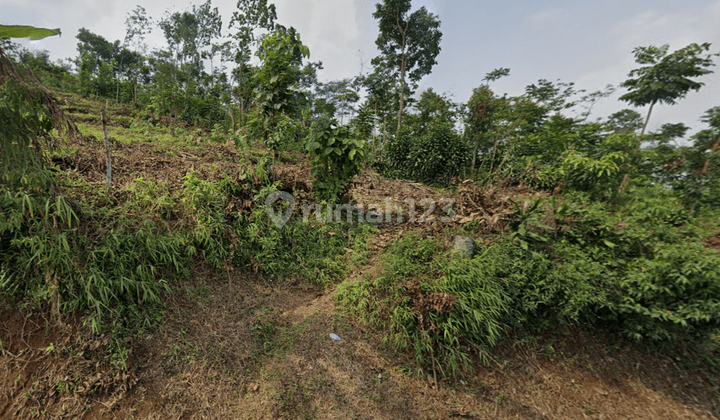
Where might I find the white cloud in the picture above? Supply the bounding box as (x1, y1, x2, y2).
(527, 7, 569, 32)
(273, 0, 377, 81)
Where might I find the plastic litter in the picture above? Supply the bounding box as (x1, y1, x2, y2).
(329, 333, 342, 341)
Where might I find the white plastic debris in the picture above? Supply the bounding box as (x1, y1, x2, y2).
(329, 333, 342, 341)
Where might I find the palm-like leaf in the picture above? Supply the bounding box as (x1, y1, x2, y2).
(0, 24, 61, 40)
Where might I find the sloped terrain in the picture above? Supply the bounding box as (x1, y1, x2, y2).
(2, 98, 719, 419)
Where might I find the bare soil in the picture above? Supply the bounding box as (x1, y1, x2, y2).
(3, 267, 719, 419)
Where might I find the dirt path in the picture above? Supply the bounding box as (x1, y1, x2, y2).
(3, 248, 719, 419)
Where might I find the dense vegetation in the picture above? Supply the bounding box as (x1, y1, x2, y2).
(1, 0, 719, 380)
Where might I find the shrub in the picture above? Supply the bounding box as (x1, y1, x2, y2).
(383, 123, 470, 185)
(307, 119, 366, 204)
(614, 242, 720, 340)
(0, 178, 194, 334)
(338, 190, 720, 377)
(337, 234, 510, 376)
(234, 182, 375, 284)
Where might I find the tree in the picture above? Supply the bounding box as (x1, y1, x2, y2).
(651, 107, 720, 210)
(125, 6, 152, 55)
(194, 0, 223, 71)
(606, 109, 643, 134)
(372, 0, 442, 130)
(620, 43, 716, 140)
(252, 28, 309, 159)
(465, 68, 511, 176)
(123, 6, 153, 105)
(618, 42, 717, 191)
(411, 87, 456, 134)
(76, 27, 117, 63)
(229, 0, 277, 124)
(696, 107, 720, 180)
(159, 1, 221, 75)
(159, 10, 197, 74)
(483, 67, 510, 85)
(361, 66, 395, 152)
(314, 78, 360, 124)
(525, 78, 579, 111)
(465, 85, 497, 176)
(76, 29, 117, 98)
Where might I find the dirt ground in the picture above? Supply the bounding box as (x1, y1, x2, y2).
(2, 104, 720, 419)
(2, 263, 719, 419)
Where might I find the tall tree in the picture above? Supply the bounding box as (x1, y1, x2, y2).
(362, 66, 395, 152)
(253, 27, 309, 160)
(620, 43, 716, 140)
(371, 0, 441, 131)
(412, 87, 455, 133)
(159, 1, 221, 75)
(229, 0, 277, 123)
(194, 1, 223, 73)
(618, 42, 717, 191)
(465, 68, 511, 175)
(314, 78, 360, 124)
(122, 6, 153, 105)
(124, 6, 152, 55)
(76, 28, 117, 63)
(696, 107, 720, 180)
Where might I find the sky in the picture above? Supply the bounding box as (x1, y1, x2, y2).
(2, 0, 720, 135)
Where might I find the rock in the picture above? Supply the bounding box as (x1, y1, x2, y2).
(453, 236, 475, 258)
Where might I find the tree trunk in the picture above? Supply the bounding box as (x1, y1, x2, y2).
(372, 102, 378, 154)
(699, 135, 720, 178)
(132, 76, 138, 107)
(489, 136, 499, 175)
(619, 100, 656, 193)
(397, 45, 407, 131)
(638, 101, 655, 144)
(470, 135, 479, 176)
(239, 62, 245, 126)
(102, 108, 112, 193)
(395, 11, 408, 131)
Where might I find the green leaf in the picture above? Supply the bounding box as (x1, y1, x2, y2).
(0, 24, 61, 40)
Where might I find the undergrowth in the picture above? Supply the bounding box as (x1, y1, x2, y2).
(1, 154, 374, 369)
(337, 188, 720, 377)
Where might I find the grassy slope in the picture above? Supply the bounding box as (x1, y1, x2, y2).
(1, 94, 719, 419)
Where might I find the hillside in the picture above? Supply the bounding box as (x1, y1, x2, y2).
(1, 94, 719, 420)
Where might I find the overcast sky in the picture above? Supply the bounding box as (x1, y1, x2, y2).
(2, 0, 719, 135)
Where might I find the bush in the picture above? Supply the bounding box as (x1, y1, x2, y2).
(338, 191, 720, 377)
(0, 177, 194, 334)
(615, 242, 720, 340)
(383, 123, 469, 185)
(307, 119, 366, 203)
(337, 234, 510, 376)
(235, 183, 375, 284)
